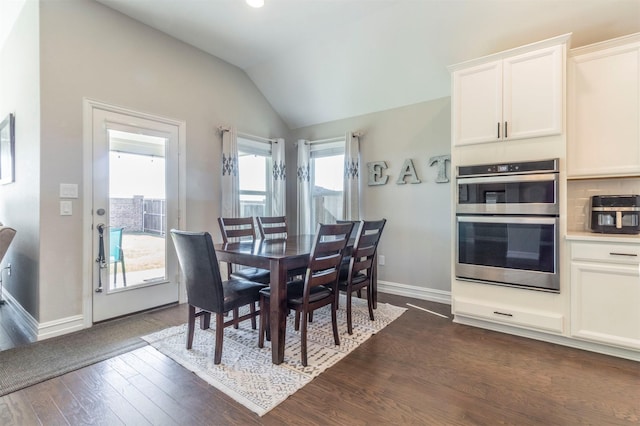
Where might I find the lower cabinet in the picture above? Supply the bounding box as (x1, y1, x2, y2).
(570, 241, 640, 350)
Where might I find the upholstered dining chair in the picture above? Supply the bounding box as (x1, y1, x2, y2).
(258, 222, 354, 366)
(217, 217, 270, 285)
(338, 219, 386, 334)
(170, 229, 264, 365)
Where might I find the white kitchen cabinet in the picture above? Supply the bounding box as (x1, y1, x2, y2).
(570, 240, 640, 350)
(568, 34, 640, 178)
(451, 38, 566, 146)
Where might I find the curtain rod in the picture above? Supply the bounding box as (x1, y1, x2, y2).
(217, 126, 277, 143)
(308, 132, 363, 145)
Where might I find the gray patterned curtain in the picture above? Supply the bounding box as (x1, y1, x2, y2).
(342, 132, 360, 220)
(221, 127, 240, 218)
(271, 138, 286, 216)
(296, 140, 312, 234)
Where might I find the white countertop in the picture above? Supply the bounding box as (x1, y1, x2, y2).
(566, 231, 640, 244)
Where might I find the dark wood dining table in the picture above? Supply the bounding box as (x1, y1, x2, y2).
(214, 235, 314, 364)
(214, 234, 378, 365)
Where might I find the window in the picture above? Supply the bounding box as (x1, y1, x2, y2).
(310, 139, 344, 227)
(238, 137, 272, 217)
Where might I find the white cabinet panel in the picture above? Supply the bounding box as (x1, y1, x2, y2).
(570, 240, 640, 350)
(568, 37, 640, 177)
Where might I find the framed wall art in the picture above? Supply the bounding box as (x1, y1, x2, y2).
(0, 113, 15, 185)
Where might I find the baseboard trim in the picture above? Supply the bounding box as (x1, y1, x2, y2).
(2, 290, 86, 342)
(454, 315, 640, 362)
(378, 280, 451, 305)
(37, 315, 85, 341)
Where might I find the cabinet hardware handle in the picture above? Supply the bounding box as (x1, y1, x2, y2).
(504, 121, 508, 138)
(493, 311, 513, 317)
(497, 122, 500, 139)
(609, 252, 638, 257)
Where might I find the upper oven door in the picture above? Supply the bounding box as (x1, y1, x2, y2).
(457, 172, 559, 215)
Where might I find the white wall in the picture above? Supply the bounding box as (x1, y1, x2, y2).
(9, 0, 288, 326)
(288, 97, 452, 300)
(0, 0, 41, 316)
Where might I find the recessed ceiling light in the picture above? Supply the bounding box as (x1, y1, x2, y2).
(246, 0, 264, 8)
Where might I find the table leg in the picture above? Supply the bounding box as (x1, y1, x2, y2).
(269, 260, 288, 364)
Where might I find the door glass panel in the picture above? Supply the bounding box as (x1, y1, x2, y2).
(108, 130, 167, 290)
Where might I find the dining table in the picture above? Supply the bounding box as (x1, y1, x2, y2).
(214, 234, 378, 365)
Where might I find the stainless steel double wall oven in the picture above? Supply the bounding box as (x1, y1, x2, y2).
(455, 159, 560, 292)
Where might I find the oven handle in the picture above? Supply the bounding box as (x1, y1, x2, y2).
(457, 215, 558, 225)
(456, 173, 558, 185)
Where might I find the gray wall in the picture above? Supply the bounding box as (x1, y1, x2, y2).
(1, 0, 289, 325)
(288, 98, 452, 293)
(0, 0, 41, 317)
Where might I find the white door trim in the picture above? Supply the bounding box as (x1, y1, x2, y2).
(82, 98, 187, 328)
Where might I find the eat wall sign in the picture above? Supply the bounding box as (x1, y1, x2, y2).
(367, 155, 450, 186)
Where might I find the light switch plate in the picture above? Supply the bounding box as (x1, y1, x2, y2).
(60, 200, 73, 216)
(60, 183, 78, 198)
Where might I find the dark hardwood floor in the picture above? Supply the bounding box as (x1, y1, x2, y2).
(0, 293, 638, 425)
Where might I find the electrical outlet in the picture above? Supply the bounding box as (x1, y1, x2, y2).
(378, 255, 385, 266)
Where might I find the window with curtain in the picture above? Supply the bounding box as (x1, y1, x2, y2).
(238, 137, 272, 217)
(310, 139, 345, 226)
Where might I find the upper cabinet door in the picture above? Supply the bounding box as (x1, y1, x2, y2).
(452, 60, 503, 146)
(568, 40, 640, 178)
(503, 45, 564, 141)
(452, 43, 564, 147)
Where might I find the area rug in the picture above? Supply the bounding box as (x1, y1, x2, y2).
(0, 313, 167, 397)
(142, 296, 406, 416)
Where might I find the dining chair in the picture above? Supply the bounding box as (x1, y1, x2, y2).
(257, 215, 307, 279)
(338, 219, 386, 334)
(217, 217, 270, 285)
(256, 215, 288, 239)
(170, 229, 264, 364)
(109, 227, 127, 286)
(258, 222, 354, 366)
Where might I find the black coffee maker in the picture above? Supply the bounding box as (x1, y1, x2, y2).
(590, 195, 640, 234)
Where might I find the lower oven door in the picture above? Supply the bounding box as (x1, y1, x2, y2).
(456, 215, 559, 291)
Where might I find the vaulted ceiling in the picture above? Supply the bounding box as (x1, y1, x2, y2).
(94, 1, 640, 128)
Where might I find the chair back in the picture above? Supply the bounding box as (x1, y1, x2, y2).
(336, 220, 362, 239)
(257, 216, 288, 239)
(170, 229, 225, 314)
(0, 226, 16, 263)
(218, 217, 257, 243)
(304, 222, 354, 297)
(109, 227, 124, 262)
(349, 219, 386, 279)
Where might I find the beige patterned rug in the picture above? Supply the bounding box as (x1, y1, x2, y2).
(142, 296, 406, 416)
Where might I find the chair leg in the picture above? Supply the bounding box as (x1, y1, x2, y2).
(214, 312, 224, 365)
(347, 290, 354, 335)
(250, 302, 257, 330)
(186, 305, 196, 349)
(120, 252, 127, 286)
(300, 309, 308, 367)
(200, 311, 211, 330)
(367, 286, 375, 321)
(258, 297, 266, 348)
(233, 307, 239, 329)
(331, 303, 340, 346)
(295, 309, 301, 331)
